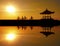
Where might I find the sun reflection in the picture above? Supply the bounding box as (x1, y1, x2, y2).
(6, 33, 16, 40)
(1, 26, 21, 42)
(5, 28, 18, 41)
(6, 33, 16, 41)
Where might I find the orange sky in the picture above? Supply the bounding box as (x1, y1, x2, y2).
(0, 0, 60, 20)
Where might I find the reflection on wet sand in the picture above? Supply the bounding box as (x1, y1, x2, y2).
(0, 26, 60, 46)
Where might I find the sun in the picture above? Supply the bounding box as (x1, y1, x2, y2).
(6, 33, 16, 41)
(6, 5, 16, 13)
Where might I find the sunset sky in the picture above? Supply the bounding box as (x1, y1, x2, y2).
(0, 0, 60, 20)
(0, 0, 60, 46)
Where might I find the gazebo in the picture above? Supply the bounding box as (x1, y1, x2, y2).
(40, 9, 55, 19)
(40, 9, 55, 37)
(40, 31, 55, 37)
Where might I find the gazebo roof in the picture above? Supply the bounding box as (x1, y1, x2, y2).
(40, 9, 55, 14)
(40, 31, 55, 37)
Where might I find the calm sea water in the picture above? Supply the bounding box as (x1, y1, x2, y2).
(0, 26, 60, 46)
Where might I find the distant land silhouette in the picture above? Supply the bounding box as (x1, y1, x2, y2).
(0, 9, 60, 28)
(0, 9, 60, 37)
(0, 18, 60, 26)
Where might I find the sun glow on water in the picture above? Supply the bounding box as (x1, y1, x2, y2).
(6, 33, 16, 41)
